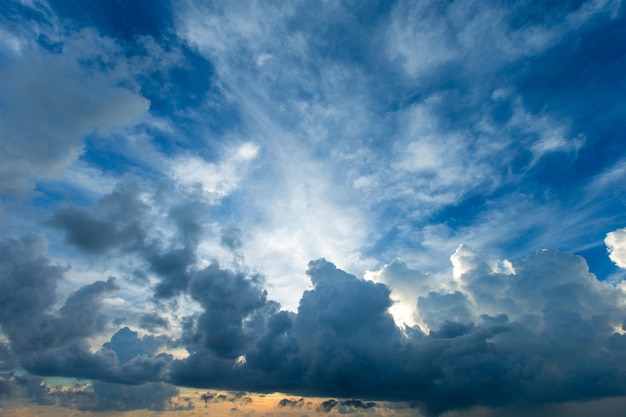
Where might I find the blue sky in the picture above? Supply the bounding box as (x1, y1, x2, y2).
(2, 1, 626, 416)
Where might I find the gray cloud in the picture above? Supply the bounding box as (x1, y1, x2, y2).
(167, 253, 626, 416)
(0, 234, 172, 387)
(221, 226, 243, 251)
(49, 208, 145, 255)
(103, 327, 169, 366)
(0, 235, 65, 352)
(0, 27, 149, 195)
(48, 181, 147, 255)
(182, 262, 268, 358)
(47, 183, 207, 299)
(0, 376, 12, 398)
(23, 339, 171, 385)
(7, 197, 626, 416)
(139, 313, 170, 331)
(90, 382, 180, 411)
(5, 233, 626, 416)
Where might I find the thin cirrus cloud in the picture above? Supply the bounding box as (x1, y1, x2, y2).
(1, 1, 626, 416)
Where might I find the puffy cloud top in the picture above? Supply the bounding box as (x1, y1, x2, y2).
(606, 227, 626, 269)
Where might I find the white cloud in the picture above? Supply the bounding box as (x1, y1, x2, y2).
(366, 259, 445, 327)
(506, 99, 585, 165)
(370, 242, 625, 336)
(170, 142, 259, 200)
(386, 0, 460, 77)
(586, 158, 626, 195)
(606, 227, 626, 269)
(386, 0, 622, 78)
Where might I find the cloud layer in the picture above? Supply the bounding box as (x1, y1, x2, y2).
(2, 1, 626, 416)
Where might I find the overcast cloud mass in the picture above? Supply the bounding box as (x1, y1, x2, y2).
(1, 1, 626, 416)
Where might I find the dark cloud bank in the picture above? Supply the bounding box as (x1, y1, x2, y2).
(2, 187, 626, 416)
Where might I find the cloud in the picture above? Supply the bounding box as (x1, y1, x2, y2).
(167, 251, 626, 416)
(49, 208, 145, 255)
(48, 180, 147, 254)
(139, 313, 170, 331)
(3, 2, 626, 416)
(318, 399, 338, 413)
(89, 382, 180, 411)
(47, 181, 210, 299)
(0, 235, 64, 352)
(277, 397, 305, 408)
(22, 338, 172, 385)
(386, 0, 621, 79)
(0, 234, 172, 386)
(366, 259, 442, 327)
(220, 226, 243, 252)
(4, 230, 626, 415)
(182, 261, 268, 358)
(102, 327, 168, 365)
(0, 374, 182, 411)
(0, 28, 149, 195)
(170, 142, 259, 201)
(606, 227, 626, 268)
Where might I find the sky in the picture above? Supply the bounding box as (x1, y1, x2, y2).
(1, 0, 626, 416)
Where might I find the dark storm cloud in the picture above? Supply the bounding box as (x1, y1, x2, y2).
(23, 340, 171, 385)
(148, 200, 210, 298)
(53, 277, 120, 341)
(167, 254, 626, 416)
(0, 235, 64, 352)
(48, 183, 207, 299)
(139, 313, 170, 331)
(0, 343, 16, 371)
(6, 232, 626, 415)
(0, 377, 11, 397)
(48, 181, 147, 254)
(170, 259, 404, 395)
(1, 375, 180, 412)
(2, 273, 119, 355)
(0, 233, 173, 388)
(289, 260, 403, 398)
(49, 207, 145, 254)
(148, 244, 196, 298)
(182, 261, 267, 358)
(8, 374, 56, 405)
(103, 327, 169, 365)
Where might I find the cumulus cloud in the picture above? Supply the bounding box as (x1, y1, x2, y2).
(0, 234, 172, 387)
(167, 251, 626, 416)
(4, 230, 626, 416)
(0, 235, 64, 352)
(103, 327, 169, 365)
(182, 261, 268, 359)
(606, 227, 626, 268)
